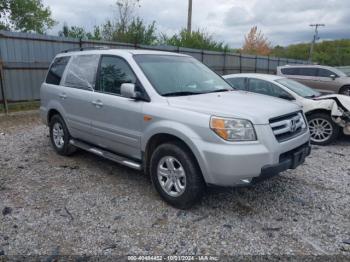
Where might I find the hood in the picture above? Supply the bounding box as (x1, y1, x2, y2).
(313, 94, 350, 112)
(167, 90, 301, 125)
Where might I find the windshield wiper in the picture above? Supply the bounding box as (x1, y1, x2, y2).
(204, 89, 231, 94)
(162, 91, 203, 97)
(305, 94, 319, 98)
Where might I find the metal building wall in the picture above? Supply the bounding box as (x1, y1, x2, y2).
(0, 30, 309, 104)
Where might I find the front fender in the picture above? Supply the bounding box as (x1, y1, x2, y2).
(141, 120, 210, 181)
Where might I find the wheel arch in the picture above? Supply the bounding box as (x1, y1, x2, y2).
(305, 108, 331, 118)
(339, 85, 350, 94)
(143, 133, 203, 180)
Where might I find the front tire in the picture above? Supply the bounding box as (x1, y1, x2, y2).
(49, 114, 76, 156)
(307, 113, 340, 145)
(149, 142, 205, 209)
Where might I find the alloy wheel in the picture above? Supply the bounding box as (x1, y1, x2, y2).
(157, 156, 186, 197)
(308, 118, 333, 143)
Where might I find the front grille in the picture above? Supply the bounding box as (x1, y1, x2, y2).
(270, 111, 306, 142)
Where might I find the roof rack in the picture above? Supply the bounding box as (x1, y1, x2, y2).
(60, 46, 110, 53)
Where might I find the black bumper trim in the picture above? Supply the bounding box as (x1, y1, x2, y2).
(252, 143, 311, 184)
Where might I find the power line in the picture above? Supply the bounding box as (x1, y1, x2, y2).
(309, 23, 325, 62)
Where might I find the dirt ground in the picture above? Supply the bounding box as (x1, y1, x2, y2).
(0, 111, 350, 258)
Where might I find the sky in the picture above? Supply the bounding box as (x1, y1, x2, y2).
(43, 0, 350, 48)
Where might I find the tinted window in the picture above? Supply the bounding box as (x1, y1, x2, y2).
(64, 54, 100, 89)
(96, 56, 136, 95)
(318, 68, 337, 77)
(248, 78, 294, 100)
(281, 68, 299, 75)
(46, 56, 70, 85)
(226, 78, 246, 90)
(299, 68, 317, 76)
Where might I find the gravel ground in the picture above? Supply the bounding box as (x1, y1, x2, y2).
(0, 111, 350, 257)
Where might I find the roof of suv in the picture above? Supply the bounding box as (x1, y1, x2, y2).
(56, 48, 189, 58)
(277, 64, 335, 71)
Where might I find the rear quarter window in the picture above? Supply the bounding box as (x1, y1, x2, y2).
(46, 56, 70, 85)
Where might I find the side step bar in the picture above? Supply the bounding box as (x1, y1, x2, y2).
(69, 139, 142, 170)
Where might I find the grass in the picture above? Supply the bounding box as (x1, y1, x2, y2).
(0, 100, 40, 114)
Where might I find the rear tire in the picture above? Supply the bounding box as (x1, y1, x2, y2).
(307, 113, 340, 146)
(149, 142, 205, 209)
(49, 114, 76, 156)
(339, 85, 350, 96)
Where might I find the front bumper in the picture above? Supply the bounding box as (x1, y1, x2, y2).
(251, 142, 311, 184)
(192, 124, 311, 186)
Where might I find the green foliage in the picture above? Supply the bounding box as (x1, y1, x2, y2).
(113, 17, 157, 45)
(0, 0, 55, 33)
(271, 40, 350, 66)
(159, 29, 229, 52)
(59, 24, 102, 40)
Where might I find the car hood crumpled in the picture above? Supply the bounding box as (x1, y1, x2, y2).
(313, 94, 350, 115)
(167, 90, 301, 125)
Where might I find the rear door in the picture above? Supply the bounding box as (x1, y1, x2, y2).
(280, 67, 319, 89)
(90, 55, 144, 160)
(60, 54, 100, 143)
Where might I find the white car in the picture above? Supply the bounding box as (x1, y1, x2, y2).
(223, 73, 350, 145)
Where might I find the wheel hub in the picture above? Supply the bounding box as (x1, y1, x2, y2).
(157, 156, 186, 197)
(308, 118, 333, 143)
(52, 122, 65, 149)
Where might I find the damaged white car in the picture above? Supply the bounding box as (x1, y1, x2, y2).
(223, 73, 350, 145)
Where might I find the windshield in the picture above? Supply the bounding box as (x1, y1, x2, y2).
(134, 54, 232, 96)
(275, 78, 321, 98)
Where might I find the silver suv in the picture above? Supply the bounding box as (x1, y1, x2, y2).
(41, 49, 311, 208)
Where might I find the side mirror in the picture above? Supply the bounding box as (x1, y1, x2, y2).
(330, 74, 336, 80)
(121, 83, 140, 99)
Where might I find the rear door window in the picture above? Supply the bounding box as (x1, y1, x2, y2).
(226, 77, 247, 90)
(299, 68, 318, 77)
(46, 56, 70, 85)
(64, 54, 100, 90)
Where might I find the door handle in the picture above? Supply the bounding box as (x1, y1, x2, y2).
(59, 93, 67, 99)
(91, 100, 103, 108)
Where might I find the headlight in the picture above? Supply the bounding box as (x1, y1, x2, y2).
(210, 116, 257, 141)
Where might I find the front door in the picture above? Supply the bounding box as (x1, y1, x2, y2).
(90, 55, 144, 160)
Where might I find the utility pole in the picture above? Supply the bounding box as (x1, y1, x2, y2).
(187, 0, 192, 33)
(309, 23, 325, 62)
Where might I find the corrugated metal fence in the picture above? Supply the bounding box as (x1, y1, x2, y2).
(0, 30, 309, 108)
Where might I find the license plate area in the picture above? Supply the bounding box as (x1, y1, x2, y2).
(291, 147, 308, 169)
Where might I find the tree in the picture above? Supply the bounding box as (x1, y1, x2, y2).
(0, 0, 55, 33)
(99, 0, 157, 45)
(271, 39, 350, 66)
(114, 17, 156, 45)
(242, 26, 272, 56)
(58, 23, 102, 40)
(160, 29, 229, 52)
